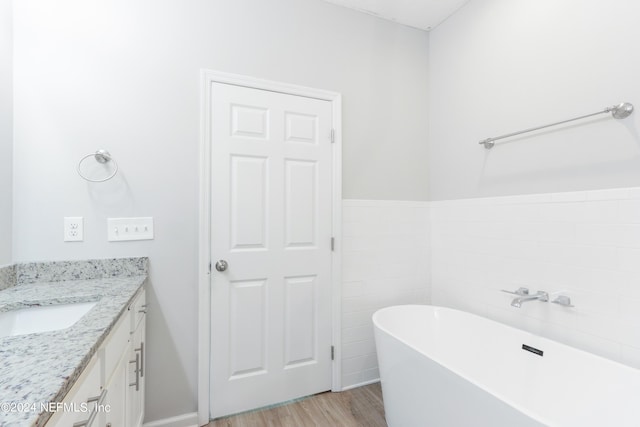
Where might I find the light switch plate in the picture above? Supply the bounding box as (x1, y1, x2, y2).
(107, 217, 154, 241)
(64, 217, 84, 242)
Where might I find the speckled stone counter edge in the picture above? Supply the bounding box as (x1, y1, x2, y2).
(16, 257, 148, 284)
(0, 264, 16, 291)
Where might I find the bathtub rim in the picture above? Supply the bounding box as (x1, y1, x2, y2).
(373, 304, 640, 426)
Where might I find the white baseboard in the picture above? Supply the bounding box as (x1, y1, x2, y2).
(341, 378, 380, 391)
(143, 412, 199, 427)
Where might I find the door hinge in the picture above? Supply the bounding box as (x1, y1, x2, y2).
(331, 129, 335, 143)
(331, 237, 335, 251)
(331, 345, 335, 361)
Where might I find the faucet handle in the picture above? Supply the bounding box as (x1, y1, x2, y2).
(551, 295, 574, 307)
(501, 287, 529, 296)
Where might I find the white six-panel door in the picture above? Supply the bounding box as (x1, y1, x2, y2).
(209, 82, 333, 418)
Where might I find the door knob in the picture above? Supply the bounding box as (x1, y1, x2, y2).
(215, 260, 228, 272)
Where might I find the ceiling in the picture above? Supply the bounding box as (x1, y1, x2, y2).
(321, 0, 470, 31)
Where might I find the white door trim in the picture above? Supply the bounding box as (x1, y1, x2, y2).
(197, 70, 342, 426)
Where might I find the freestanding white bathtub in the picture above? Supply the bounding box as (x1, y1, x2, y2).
(373, 305, 640, 427)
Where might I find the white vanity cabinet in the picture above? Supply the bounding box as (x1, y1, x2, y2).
(46, 289, 146, 427)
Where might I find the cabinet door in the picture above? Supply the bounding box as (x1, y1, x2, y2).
(101, 351, 128, 427)
(126, 317, 145, 427)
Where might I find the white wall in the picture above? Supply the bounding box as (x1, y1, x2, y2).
(0, 0, 12, 266)
(341, 200, 429, 389)
(429, 0, 640, 200)
(11, 0, 429, 421)
(431, 187, 640, 368)
(427, 0, 640, 379)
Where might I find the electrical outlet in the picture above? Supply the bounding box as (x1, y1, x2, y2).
(64, 217, 84, 242)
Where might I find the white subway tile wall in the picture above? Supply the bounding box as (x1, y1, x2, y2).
(430, 187, 640, 368)
(341, 200, 430, 389)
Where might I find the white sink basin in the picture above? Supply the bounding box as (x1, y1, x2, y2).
(0, 301, 97, 338)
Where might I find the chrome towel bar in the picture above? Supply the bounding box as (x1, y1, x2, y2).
(479, 102, 634, 149)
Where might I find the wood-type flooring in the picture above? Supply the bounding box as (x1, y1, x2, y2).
(209, 382, 387, 427)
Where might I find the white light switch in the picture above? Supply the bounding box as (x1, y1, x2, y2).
(107, 217, 154, 241)
(64, 217, 84, 242)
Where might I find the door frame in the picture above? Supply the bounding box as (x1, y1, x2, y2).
(197, 69, 342, 425)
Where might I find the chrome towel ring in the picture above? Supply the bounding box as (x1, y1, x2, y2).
(77, 149, 119, 182)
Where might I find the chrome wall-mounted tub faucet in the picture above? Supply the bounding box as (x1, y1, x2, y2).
(501, 287, 549, 308)
(510, 291, 549, 308)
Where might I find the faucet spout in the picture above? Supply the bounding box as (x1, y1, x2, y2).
(511, 291, 549, 308)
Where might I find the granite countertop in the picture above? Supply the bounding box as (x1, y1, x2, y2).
(0, 271, 147, 427)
